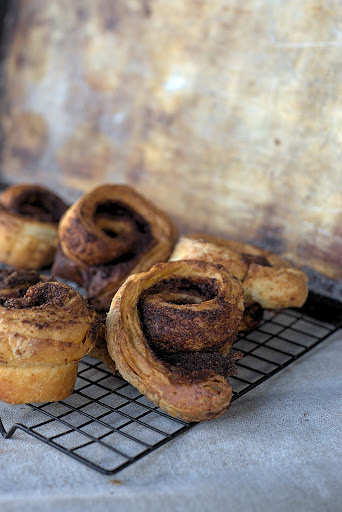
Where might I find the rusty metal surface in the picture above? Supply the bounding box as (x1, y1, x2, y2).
(0, 0, 341, 291)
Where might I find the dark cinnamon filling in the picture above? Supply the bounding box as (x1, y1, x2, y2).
(83, 201, 154, 271)
(138, 277, 221, 352)
(0, 269, 42, 300)
(159, 350, 242, 379)
(141, 277, 219, 305)
(241, 253, 271, 267)
(0, 268, 41, 289)
(75, 203, 154, 296)
(6, 188, 68, 223)
(82, 251, 143, 284)
(94, 200, 152, 237)
(243, 303, 264, 322)
(137, 276, 241, 378)
(2, 282, 70, 309)
(103, 229, 118, 239)
(52, 243, 146, 303)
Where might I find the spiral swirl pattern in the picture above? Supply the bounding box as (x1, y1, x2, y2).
(106, 260, 244, 422)
(53, 184, 178, 311)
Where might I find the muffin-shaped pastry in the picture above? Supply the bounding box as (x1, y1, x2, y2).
(170, 234, 309, 310)
(0, 275, 100, 404)
(0, 183, 68, 269)
(106, 260, 244, 422)
(52, 184, 178, 311)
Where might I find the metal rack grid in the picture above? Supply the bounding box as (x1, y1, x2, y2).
(0, 298, 341, 475)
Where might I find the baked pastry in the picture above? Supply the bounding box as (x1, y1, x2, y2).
(106, 260, 244, 422)
(52, 184, 178, 311)
(0, 272, 100, 404)
(0, 268, 42, 298)
(238, 303, 264, 334)
(170, 234, 309, 310)
(88, 314, 119, 375)
(0, 183, 68, 269)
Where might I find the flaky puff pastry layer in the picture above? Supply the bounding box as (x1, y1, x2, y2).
(170, 234, 308, 310)
(106, 260, 244, 422)
(53, 184, 178, 311)
(0, 184, 67, 269)
(88, 314, 119, 375)
(0, 280, 100, 404)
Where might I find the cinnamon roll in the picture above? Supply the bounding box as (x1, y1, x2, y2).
(170, 234, 308, 311)
(0, 271, 100, 404)
(106, 260, 244, 422)
(0, 268, 42, 298)
(0, 184, 68, 269)
(52, 184, 178, 311)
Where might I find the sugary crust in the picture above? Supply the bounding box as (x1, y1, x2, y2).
(106, 260, 244, 422)
(0, 184, 67, 269)
(53, 184, 178, 311)
(170, 234, 308, 309)
(0, 280, 100, 404)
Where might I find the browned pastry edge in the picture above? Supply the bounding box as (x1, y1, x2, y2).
(238, 303, 264, 334)
(106, 260, 244, 422)
(0, 183, 68, 269)
(0, 278, 100, 404)
(88, 314, 119, 375)
(170, 234, 309, 310)
(52, 246, 84, 287)
(53, 184, 178, 311)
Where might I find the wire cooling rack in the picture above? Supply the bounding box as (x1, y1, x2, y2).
(0, 294, 341, 475)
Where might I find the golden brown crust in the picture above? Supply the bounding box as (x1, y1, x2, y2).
(106, 260, 244, 422)
(170, 234, 309, 310)
(0, 277, 100, 404)
(53, 184, 178, 311)
(0, 184, 68, 269)
(0, 363, 79, 404)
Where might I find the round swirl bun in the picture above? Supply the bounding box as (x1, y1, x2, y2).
(106, 260, 244, 422)
(0, 183, 68, 269)
(52, 184, 178, 311)
(0, 274, 100, 404)
(170, 234, 308, 310)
